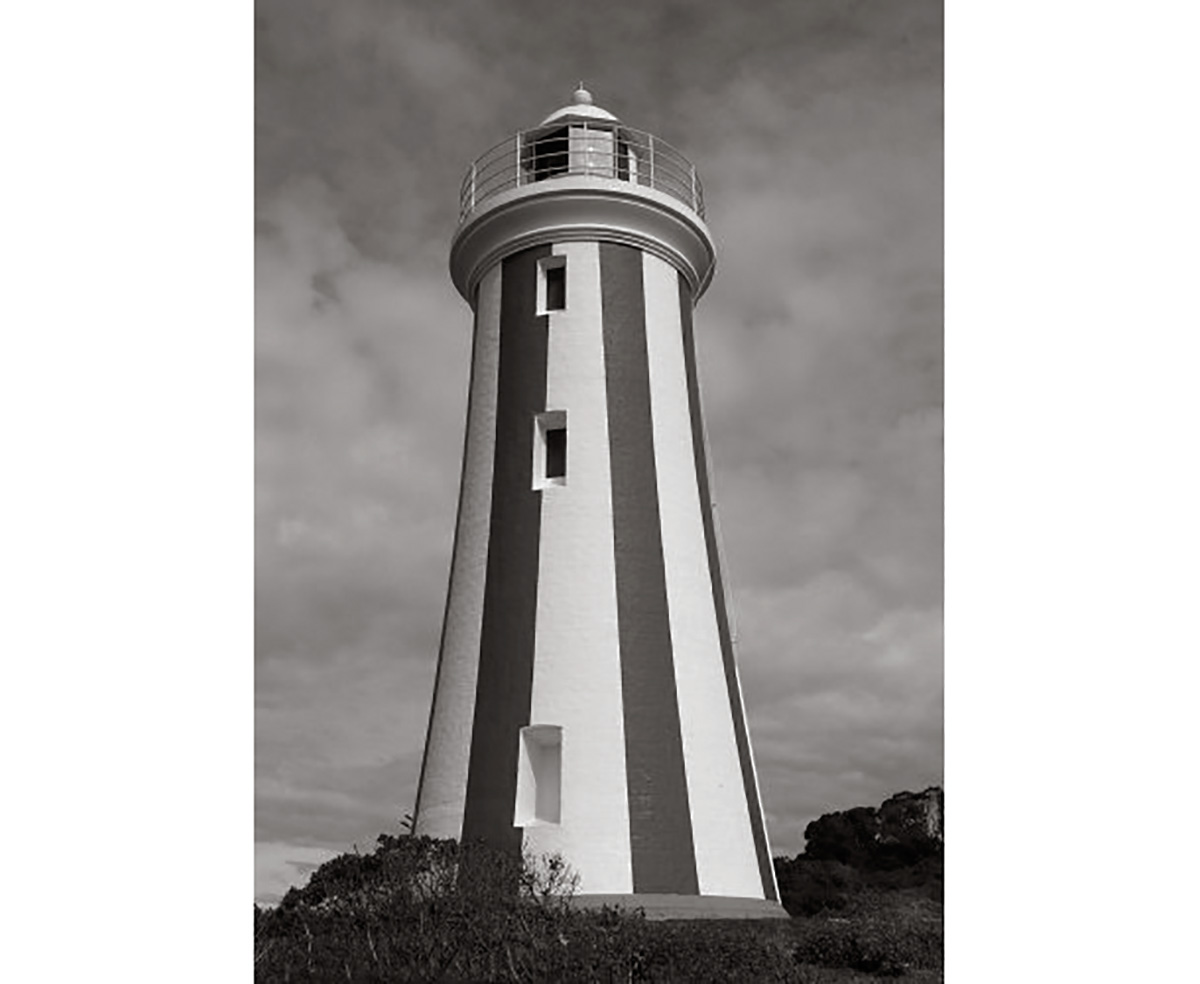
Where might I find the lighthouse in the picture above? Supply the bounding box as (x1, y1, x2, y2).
(413, 87, 784, 918)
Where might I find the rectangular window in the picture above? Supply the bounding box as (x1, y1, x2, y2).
(545, 426, 566, 480)
(515, 725, 563, 827)
(545, 264, 565, 310)
(537, 256, 567, 314)
(533, 410, 567, 489)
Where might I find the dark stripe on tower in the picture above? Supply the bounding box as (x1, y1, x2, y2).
(601, 243, 699, 896)
(461, 246, 550, 854)
(678, 272, 779, 901)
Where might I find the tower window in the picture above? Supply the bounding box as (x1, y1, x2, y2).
(545, 426, 566, 479)
(533, 410, 567, 489)
(515, 725, 562, 827)
(537, 256, 567, 314)
(545, 264, 565, 310)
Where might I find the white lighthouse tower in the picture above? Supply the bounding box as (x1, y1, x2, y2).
(413, 87, 784, 918)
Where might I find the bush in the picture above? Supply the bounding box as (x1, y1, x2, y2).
(255, 832, 942, 981)
(802, 808, 882, 868)
(257, 836, 588, 981)
(800, 789, 943, 875)
(775, 858, 864, 916)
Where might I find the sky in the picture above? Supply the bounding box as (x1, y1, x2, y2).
(255, 0, 943, 906)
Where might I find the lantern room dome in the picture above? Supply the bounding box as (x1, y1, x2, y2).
(540, 84, 620, 126)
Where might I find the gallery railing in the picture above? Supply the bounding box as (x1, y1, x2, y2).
(459, 122, 705, 222)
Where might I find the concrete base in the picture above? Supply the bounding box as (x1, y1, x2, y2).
(571, 893, 790, 921)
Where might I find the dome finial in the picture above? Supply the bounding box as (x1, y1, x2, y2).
(539, 85, 618, 126)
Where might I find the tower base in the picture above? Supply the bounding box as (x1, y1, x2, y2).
(571, 893, 790, 921)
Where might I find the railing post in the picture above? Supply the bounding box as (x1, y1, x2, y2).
(470, 162, 476, 212)
(515, 132, 522, 188)
(648, 134, 655, 190)
(690, 164, 697, 212)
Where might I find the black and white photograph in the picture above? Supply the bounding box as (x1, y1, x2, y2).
(254, 2, 943, 978)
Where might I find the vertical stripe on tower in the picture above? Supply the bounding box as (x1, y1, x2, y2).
(601, 242, 699, 896)
(642, 251, 763, 898)
(461, 245, 551, 854)
(413, 262, 502, 839)
(522, 241, 633, 894)
(678, 271, 779, 901)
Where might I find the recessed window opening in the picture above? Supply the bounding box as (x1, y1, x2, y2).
(545, 264, 566, 310)
(545, 426, 566, 479)
(537, 256, 567, 314)
(514, 725, 562, 827)
(533, 410, 567, 489)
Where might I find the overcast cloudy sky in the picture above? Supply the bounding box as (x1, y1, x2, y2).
(255, 0, 942, 906)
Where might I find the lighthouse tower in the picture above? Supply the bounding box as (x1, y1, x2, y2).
(414, 87, 783, 918)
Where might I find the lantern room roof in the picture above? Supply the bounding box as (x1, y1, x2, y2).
(540, 84, 620, 126)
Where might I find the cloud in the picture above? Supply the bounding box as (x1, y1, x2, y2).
(255, 841, 340, 907)
(745, 595, 943, 854)
(255, 176, 471, 864)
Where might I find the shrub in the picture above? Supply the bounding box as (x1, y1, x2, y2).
(255, 832, 942, 981)
(775, 858, 863, 916)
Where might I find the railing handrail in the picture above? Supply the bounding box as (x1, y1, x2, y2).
(457, 121, 705, 222)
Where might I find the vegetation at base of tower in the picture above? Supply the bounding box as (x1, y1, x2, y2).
(254, 788, 943, 982)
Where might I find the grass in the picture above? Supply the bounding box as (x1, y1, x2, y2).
(666, 891, 943, 980)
